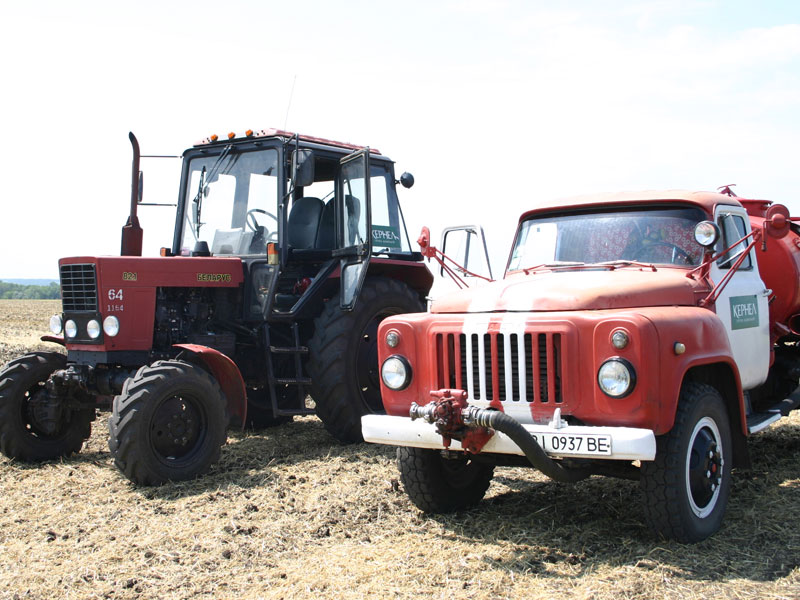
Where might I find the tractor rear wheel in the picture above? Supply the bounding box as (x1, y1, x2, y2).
(108, 360, 227, 486)
(0, 352, 93, 461)
(308, 277, 424, 443)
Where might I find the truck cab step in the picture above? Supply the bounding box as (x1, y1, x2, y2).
(269, 346, 309, 354)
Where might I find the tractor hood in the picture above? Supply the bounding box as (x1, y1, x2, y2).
(431, 268, 708, 314)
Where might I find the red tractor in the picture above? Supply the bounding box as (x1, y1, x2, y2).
(0, 129, 432, 485)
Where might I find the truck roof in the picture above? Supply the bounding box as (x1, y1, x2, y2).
(519, 189, 743, 222)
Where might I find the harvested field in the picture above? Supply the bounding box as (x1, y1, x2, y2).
(0, 299, 799, 599)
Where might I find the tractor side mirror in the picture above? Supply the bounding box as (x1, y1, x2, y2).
(291, 149, 315, 188)
(399, 172, 415, 189)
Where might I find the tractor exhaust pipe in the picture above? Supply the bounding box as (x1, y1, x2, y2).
(121, 132, 143, 256)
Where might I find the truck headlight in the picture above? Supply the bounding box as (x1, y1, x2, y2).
(64, 320, 78, 338)
(87, 319, 101, 339)
(381, 355, 412, 391)
(49, 314, 63, 335)
(597, 358, 636, 398)
(103, 316, 120, 337)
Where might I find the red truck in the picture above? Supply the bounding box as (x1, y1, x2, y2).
(362, 188, 800, 542)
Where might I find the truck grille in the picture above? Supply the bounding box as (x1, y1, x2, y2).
(60, 263, 98, 311)
(435, 332, 563, 404)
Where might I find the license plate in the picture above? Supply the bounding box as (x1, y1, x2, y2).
(530, 432, 612, 456)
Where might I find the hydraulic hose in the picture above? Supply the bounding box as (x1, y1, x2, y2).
(465, 407, 592, 483)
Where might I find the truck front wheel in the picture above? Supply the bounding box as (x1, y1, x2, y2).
(397, 447, 495, 512)
(108, 360, 227, 486)
(640, 382, 732, 543)
(0, 352, 92, 461)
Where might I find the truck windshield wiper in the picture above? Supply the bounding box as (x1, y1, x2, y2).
(592, 260, 658, 271)
(522, 261, 585, 274)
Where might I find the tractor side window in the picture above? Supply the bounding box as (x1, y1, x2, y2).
(716, 213, 752, 270)
(370, 168, 412, 254)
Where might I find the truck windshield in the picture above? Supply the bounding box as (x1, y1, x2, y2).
(508, 206, 707, 271)
(179, 148, 280, 256)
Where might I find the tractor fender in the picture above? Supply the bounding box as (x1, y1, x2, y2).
(173, 343, 247, 428)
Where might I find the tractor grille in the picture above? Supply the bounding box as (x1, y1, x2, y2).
(435, 331, 563, 404)
(60, 263, 98, 312)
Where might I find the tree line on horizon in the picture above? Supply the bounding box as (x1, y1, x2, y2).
(0, 281, 60, 300)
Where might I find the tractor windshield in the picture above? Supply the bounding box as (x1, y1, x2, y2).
(507, 205, 707, 272)
(179, 147, 280, 256)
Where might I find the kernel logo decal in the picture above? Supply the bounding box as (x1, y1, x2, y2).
(197, 273, 232, 282)
(122, 271, 137, 281)
(730, 295, 759, 330)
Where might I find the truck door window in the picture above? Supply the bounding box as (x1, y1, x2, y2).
(716, 213, 752, 270)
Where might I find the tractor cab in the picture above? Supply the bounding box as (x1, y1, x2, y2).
(172, 130, 418, 317)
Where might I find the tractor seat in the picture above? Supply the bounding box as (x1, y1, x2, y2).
(289, 196, 335, 261)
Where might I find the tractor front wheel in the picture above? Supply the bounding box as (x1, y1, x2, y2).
(0, 352, 93, 461)
(108, 360, 227, 486)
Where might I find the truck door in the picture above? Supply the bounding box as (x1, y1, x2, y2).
(336, 149, 371, 310)
(709, 206, 771, 389)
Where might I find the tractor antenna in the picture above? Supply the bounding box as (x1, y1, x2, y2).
(283, 74, 297, 130)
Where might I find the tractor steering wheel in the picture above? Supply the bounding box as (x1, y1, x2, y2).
(246, 209, 278, 242)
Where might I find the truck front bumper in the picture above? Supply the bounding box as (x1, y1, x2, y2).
(362, 414, 656, 461)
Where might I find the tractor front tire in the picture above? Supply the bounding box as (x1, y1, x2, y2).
(308, 277, 424, 443)
(640, 381, 733, 543)
(0, 352, 92, 461)
(108, 360, 227, 486)
(397, 447, 495, 512)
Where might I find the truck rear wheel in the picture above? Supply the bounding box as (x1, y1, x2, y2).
(640, 381, 732, 543)
(308, 277, 424, 443)
(397, 447, 495, 512)
(108, 360, 227, 486)
(0, 352, 92, 462)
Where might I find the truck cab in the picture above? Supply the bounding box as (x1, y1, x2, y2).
(363, 189, 799, 543)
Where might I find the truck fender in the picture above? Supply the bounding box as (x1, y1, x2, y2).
(173, 343, 247, 428)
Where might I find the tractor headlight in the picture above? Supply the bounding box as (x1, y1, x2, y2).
(103, 316, 120, 337)
(381, 355, 412, 391)
(64, 320, 78, 338)
(597, 358, 636, 398)
(87, 319, 101, 339)
(49, 314, 63, 335)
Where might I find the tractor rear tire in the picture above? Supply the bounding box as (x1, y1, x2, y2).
(308, 277, 424, 443)
(397, 447, 495, 513)
(108, 360, 227, 486)
(0, 352, 92, 461)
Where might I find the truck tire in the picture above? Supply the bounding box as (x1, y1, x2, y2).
(0, 352, 92, 461)
(397, 447, 495, 512)
(308, 277, 424, 443)
(108, 360, 227, 486)
(640, 381, 732, 543)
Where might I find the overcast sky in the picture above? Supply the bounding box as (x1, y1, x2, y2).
(1, 0, 799, 279)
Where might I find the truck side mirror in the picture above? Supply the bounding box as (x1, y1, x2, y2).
(291, 149, 315, 188)
(137, 171, 144, 203)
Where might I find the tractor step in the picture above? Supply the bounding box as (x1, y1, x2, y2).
(747, 410, 782, 434)
(270, 346, 309, 354)
(275, 377, 312, 385)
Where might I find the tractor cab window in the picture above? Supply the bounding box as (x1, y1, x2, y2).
(179, 148, 280, 256)
(369, 165, 413, 255)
